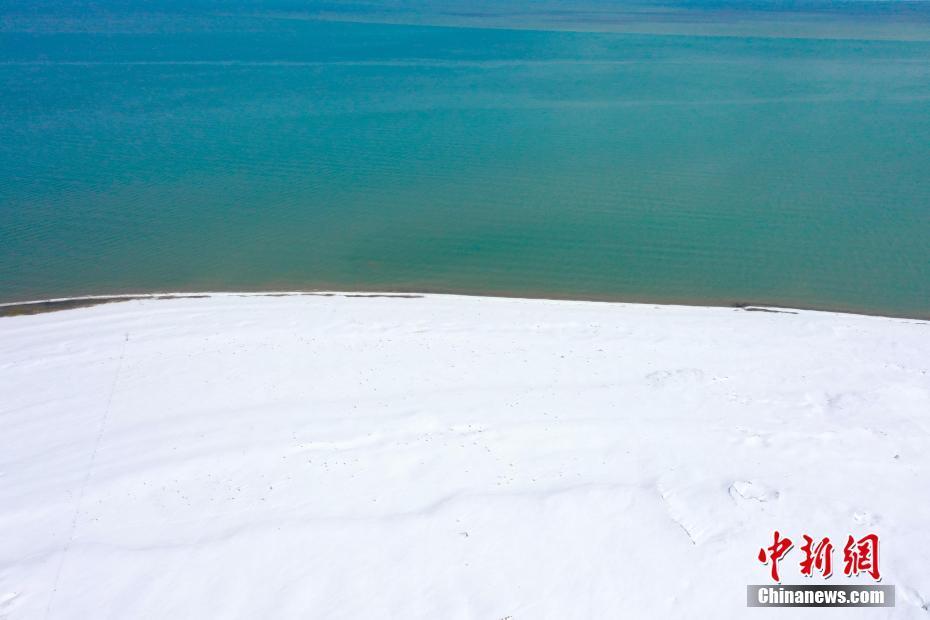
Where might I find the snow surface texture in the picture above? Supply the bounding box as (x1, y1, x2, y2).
(1, 293, 928, 619)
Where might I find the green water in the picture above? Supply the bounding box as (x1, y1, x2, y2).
(1, 4, 929, 316)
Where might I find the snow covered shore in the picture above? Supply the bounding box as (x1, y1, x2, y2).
(1, 293, 928, 618)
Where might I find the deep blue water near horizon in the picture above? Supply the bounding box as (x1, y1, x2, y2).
(1, 1, 929, 316)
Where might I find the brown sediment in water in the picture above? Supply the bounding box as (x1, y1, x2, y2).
(0, 292, 425, 317)
(0, 294, 210, 317)
(730, 304, 798, 315)
(0, 297, 137, 317)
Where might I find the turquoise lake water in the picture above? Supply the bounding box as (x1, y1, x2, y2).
(1, 2, 929, 316)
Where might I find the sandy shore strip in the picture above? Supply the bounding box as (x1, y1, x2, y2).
(1, 293, 928, 618)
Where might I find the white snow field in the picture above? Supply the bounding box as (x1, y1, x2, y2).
(1, 293, 928, 619)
